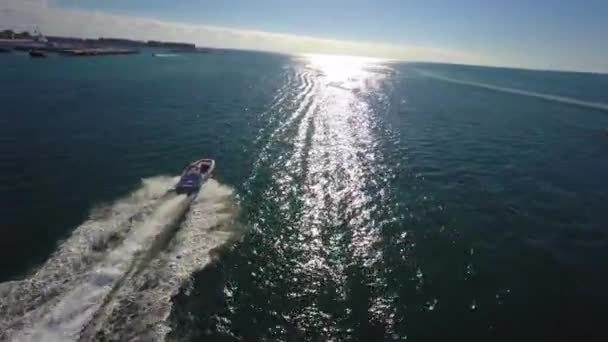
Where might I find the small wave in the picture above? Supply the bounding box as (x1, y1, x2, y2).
(246, 67, 318, 189)
(0, 177, 239, 341)
(417, 69, 608, 113)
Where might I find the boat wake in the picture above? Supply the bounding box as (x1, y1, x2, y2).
(0, 177, 239, 341)
(417, 69, 608, 113)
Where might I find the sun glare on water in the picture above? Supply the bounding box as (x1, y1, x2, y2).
(266, 53, 394, 301)
(302, 53, 387, 85)
(251, 52, 401, 334)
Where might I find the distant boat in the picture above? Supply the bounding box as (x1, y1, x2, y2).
(153, 53, 179, 57)
(29, 50, 47, 58)
(0, 47, 11, 53)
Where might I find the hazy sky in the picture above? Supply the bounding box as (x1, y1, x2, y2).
(2, 0, 607, 72)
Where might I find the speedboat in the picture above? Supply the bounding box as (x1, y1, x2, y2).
(175, 159, 215, 195)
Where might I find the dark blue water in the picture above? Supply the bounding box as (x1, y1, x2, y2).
(1, 51, 607, 341)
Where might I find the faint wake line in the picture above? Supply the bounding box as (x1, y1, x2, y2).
(417, 69, 608, 113)
(252, 70, 297, 149)
(247, 69, 317, 176)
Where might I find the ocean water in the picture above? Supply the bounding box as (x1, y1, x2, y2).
(1, 51, 607, 341)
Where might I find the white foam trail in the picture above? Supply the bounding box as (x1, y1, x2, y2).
(10, 195, 190, 341)
(0, 177, 176, 338)
(0, 177, 239, 342)
(79, 180, 239, 341)
(417, 69, 608, 113)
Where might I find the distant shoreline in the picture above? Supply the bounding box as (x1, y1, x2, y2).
(0, 30, 213, 56)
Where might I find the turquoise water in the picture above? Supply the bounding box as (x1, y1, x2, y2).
(1, 51, 608, 341)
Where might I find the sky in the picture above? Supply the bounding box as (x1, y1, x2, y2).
(1, 0, 607, 72)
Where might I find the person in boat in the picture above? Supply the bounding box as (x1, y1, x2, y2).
(187, 165, 199, 174)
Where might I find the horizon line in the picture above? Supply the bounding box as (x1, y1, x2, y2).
(3, 25, 606, 76)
